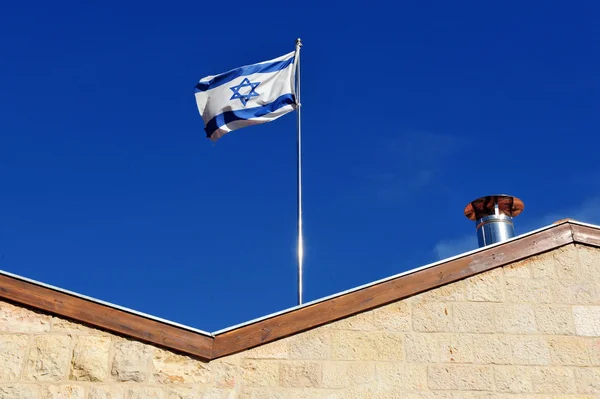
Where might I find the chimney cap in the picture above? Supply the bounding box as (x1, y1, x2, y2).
(464, 194, 524, 221)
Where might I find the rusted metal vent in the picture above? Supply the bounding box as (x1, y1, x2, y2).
(464, 195, 525, 248)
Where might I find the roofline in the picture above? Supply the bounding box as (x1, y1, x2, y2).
(1, 219, 599, 361)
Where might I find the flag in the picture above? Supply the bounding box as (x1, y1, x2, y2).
(194, 51, 297, 142)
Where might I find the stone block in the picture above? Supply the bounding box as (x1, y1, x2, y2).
(454, 303, 494, 333)
(244, 337, 288, 359)
(111, 340, 152, 382)
(0, 300, 51, 333)
(41, 385, 85, 399)
(415, 280, 467, 301)
(329, 311, 374, 331)
(125, 387, 164, 399)
(530, 254, 557, 279)
(405, 333, 439, 363)
(553, 245, 582, 279)
(494, 366, 533, 393)
(330, 330, 403, 361)
(439, 334, 474, 363)
(472, 335, 512, 365)
(279, 361, 321, 388)
(427, 364, 494, 390)
(23, 335, 71, 381)
(376, 363, 426, 390)
(530, 367, 575, 394)
(547, 337, 590, 366)
(0, 335, 29, 381)
(504, 278, 551, 303)
(412, 302, 453, 332)
(503, 260, 532, 278)
(288, 328, 329, 360)
(88, 386, 125, 399)
(574, 367, 600, 394)
(151, 348, 211, 384)
(164, 387, 194, 399)
(196, 388, 235, 399)
(0, 384, 40, 399)
(69, 336, 110, 381)
(510, 336, 550, 365)
(464, 268, 504, 302)
(552, 281, 597, 305)
(577, 245, 600, 281)
(211, 358, 237, 388)
(573, 306, 600, 336)
(495, 304, 537, 333)
(50, 318, 105, 335)
(371, 301, 412, 331)
(588, 338, 600, 366)
(535, 305, 575, 335)
(240, 359, 278, 387)
(321, 361, 375, 388)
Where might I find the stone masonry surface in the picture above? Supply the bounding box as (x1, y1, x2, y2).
(0, 243, 599, 398)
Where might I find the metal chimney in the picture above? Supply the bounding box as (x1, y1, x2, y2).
(464, 195, 524, 248)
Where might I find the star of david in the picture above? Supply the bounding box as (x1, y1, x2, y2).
(229, 78, 260, 106)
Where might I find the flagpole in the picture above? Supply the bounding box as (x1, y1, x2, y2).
(295, 38, 303, 306)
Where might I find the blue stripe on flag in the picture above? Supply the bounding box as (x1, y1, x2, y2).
(205, 94, 296, 138)
(195, 57, 295, 92)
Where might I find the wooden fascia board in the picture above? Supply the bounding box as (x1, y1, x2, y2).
(0, 273, 214, 361)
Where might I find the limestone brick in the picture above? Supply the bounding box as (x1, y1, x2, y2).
(195, 388, 234, 399)
(0, 301, 51, 333)
(288, 327, 329, 360)
(0, 384, 40, 399)
(588, 338, 600, 365)
(376, 363, 427, 390)
(577, 245, 600, 281)
(151, 348, 211, 384)
(547, 337, 590, 366)
(535, 305, 575, 335)
(427, 364, 494, 390)
(69, 335, 110, 381)
(23, 335, 71, 381)
(111, 340, 152, 382)
(0, 335, 29, 381)
(472, 335, 512, 365)
(329, 311, 374, 331)
(240, 359, 278, 387)
(88, 386, 125, 399)
(237, 388, 285, 399)
(412, 302, 453, 332)
(125, 387, 164, 399)
(574, 367, 600, 394)
(494, 366, 533, 393)
(530, 367, 575, 394)
(321, 361, 375, 389)
(211, 358, 237, 388)
(553, 245, 582, 280)
(371, 301, 412, 331)
(405, 333, 439, 362)
(439, 334, 474, 363)
(279, 361, 321, 388)
(552, 280, 597, 304)
(573, 306, 600, 336)
(40, 385, 85, 399)
(50, 318, 105, 335)
(464, 268, 504, 302)
(244, 337, 288, 359)
(330, 330, 403, 361)
(530, 253, 557, 279)
(495, 304, 537, 333)
(454, 303, 494, 333)
(414, 280, 467, 301)
(164, 386, 194, 399)
(503, 260, 532, 278)
(504, 278, 551, 303)
(510, 336, 550, 365)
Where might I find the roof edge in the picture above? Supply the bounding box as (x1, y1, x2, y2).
(1, 219, 600, 361)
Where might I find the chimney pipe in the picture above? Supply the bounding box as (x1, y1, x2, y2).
(464, 195, 524, 248)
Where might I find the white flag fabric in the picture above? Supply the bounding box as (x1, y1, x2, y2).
(194, 51, 297, 142)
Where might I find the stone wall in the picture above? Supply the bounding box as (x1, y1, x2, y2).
(1, 243, 599, 398)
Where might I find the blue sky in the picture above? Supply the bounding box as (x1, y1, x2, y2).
(1, 1, 598, 331)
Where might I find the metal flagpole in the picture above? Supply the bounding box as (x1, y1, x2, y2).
(295, 38, 303, 305)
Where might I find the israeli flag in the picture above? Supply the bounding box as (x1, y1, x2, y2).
(195, 51, 297, 142)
